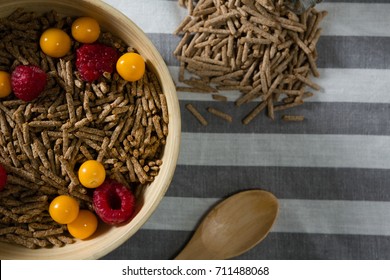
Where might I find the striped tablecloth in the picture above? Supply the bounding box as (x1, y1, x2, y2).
(101, 0, 390, 260)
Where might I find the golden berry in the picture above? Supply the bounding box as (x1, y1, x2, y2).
(67, 210, 98, 239)
(72, 17, 101, 43)
(78, 160, 106, 188)
(49, 195, 79, 224)
(0, 71, 11, 98)
(116, 53, 145, 82)
(40, 28, 71, 58)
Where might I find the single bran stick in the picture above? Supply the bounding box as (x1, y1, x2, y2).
(185, 103, 208, 126)
(282, 115, 305, 121)
(207, 107, 233, 123)
(242, 101, 267, 125)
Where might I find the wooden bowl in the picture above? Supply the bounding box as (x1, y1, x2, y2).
(0, 0, 180, 259)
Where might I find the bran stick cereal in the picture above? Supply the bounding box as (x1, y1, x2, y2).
(0, 8, 169, 248)
(175, 0, 326, 124)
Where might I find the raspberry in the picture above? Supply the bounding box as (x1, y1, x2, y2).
(11, 65, 47, 102)
(0, 163, 7, 191)
(93, 179, 136, 225)
(76, 43, 118, 82)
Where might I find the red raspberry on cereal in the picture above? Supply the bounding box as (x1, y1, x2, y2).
(0, 163, 8, 191)
(11, 65, 47, 102)
(93, 179, 136, 225)
(76, 43, 118, 82)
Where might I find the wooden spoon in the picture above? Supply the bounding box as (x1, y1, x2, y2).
(175, 190, 279, 260)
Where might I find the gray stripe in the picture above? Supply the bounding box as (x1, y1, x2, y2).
(240, 232, 390, 260)
(179, 133, 390, 169)
(102, 230, 390, 260)
(147, 34, 390, 69)
(317, 36, 390, 68)
(143, 197, 390, 236)
(180, 101, 390, 135)
(168, 165, 390, 201)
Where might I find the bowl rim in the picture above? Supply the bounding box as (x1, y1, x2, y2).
(0, 0, 181, 259)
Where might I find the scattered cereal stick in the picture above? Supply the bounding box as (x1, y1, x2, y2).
(185, 103, 208, 126)
(212, 94, 228, 102)
(282, 115, 305, 122)
(242, 101, 267, 125)
(207, 107, 233, 123)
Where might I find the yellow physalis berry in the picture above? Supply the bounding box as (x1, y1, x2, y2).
(116, 53, 145, 82)
(0, 71, 11, 98)
(40, 28, 71, 58)
(78, 160, 106, 188)
(71, 17, 101, 43)
(67, 210, 98, 239)
(49, 195, 79, 224)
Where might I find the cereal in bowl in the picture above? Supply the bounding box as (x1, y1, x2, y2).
(0, 8, 168, 248)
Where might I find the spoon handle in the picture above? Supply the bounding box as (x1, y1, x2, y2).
(174, 229, 215, 260)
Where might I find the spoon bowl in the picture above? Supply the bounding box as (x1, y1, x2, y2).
(175, 190, 279, 260)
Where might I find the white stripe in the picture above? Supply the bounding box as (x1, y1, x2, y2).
(179, 133, 390, 169)
(171, 67, 390, 103)
(319, 2, 390, 37)
(103, 1, 390, 36)
(144, 196, 390, 236)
